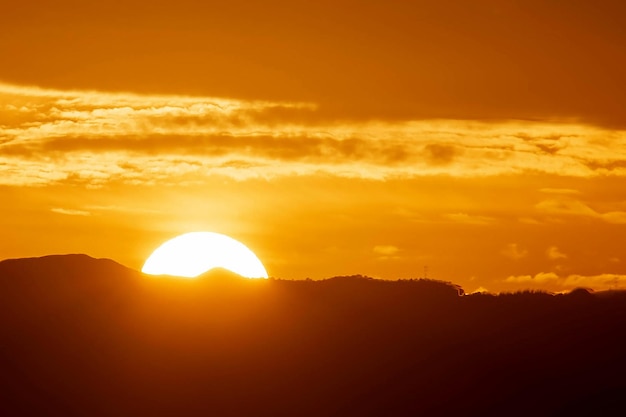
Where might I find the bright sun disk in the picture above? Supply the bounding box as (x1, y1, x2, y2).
(142, 232, 268, 278)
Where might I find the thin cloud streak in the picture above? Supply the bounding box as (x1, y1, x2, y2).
(535, 197, 626, 224)
(51, 207, 91, 216)
(443, 213, 496, 225)
(2, 83, 626, 186)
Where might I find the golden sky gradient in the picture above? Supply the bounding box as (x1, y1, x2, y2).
(2, 0, 626, 292)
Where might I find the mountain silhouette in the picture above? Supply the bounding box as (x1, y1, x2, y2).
(0, 253, 135, 278)
(1, 254, 625, 417)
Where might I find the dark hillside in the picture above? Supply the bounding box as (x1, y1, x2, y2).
(1, 255, 625, 416)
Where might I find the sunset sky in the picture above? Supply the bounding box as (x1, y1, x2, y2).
(2, 0, 626, 292)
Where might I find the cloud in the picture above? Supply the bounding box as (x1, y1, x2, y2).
(85, 205, 161, 214)
(535, 197, 626, 224)
(373, 245, 400, 256)
(518, 217, 542, 225)
(535, 198, 598, 217)
(3, 82, 626, 186)
(505, 272, 559, 283)
(501, 244, 528, 261)
(373, 245, 401, 260)
(423, 143, 458, 165)
(602, 211, 626, 224)
(51, 208, 91, 216)
(469, 286, 490, 294)
(504, 272, 626, 291)
(546, 246, 567, 260)
(443, 213, 495, 225)
(539, 188, 580, 195)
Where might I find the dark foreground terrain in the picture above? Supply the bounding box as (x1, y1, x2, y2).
(1, 255, 625, 416)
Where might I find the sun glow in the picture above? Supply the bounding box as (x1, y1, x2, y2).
(142, 232, 268, 278)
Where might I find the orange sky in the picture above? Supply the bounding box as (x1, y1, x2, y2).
(1, 0, 626, 292)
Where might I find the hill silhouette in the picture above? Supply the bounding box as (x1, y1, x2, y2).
(1, 255, 625, 416)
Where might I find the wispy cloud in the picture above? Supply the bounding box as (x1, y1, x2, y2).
(443, 213, 496, 225)
(535, 197, 626, 224)
(2, 83, 626, 186)
(51, 207, 91, 216)
(373, 245, 401, 260)
(546, 246, 567, 260)
(539, 188, 581, 195)
(501, 243, 528, 261)
(505, 272, 560, 284)
(85, 205, 161, 214)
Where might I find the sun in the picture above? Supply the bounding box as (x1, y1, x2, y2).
(142, 232, 268, 278)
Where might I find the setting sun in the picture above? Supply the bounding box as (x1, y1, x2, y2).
(142, 232, 268, 278)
